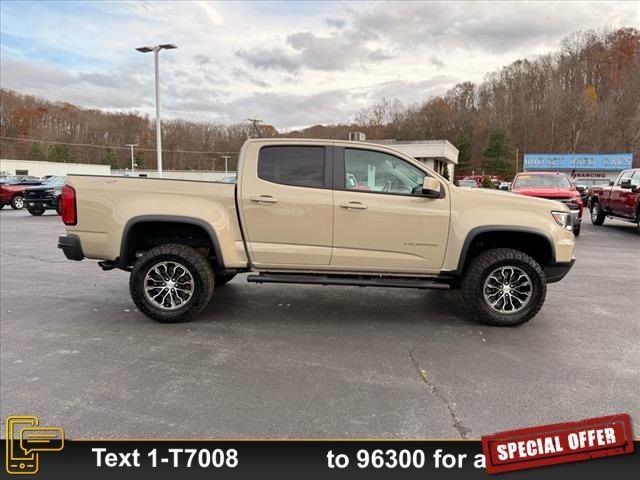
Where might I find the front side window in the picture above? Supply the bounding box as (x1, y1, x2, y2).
(258, 146, 325, 188)
(618, 170, 633, 186)
(344, 149, 425, 195)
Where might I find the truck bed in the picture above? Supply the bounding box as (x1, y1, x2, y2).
(64, 175, 247, 265)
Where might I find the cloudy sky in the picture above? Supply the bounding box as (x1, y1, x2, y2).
(1, 1, 638, 129)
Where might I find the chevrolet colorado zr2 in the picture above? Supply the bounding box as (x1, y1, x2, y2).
(58, 139, 576, 326)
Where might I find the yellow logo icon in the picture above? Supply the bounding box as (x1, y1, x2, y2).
(5, 416, 64, 475)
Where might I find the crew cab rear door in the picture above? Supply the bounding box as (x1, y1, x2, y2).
(330, 146, 450, 274)
(238, 143, 334, 267)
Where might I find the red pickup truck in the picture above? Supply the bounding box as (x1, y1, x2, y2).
(511, 171, 584, 235)
(589, 168, 640, 232)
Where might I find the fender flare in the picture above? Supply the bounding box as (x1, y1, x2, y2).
(455, 225, 556, 274)
(120, 215, 225, 267)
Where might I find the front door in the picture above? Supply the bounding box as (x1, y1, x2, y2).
(610, 170, 635, 218)
(331, 147, 450, 274)
(239, 144, 333, 267)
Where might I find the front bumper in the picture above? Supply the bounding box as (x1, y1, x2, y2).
(544, 258, 575, 283)
(25, 198, 57, 210)
(58, 235, 84, 261)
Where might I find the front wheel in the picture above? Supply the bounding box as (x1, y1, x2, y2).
(461, 248, 547, 327)
(28, 208, 45, 216)
(10, 195, 24, 209)
(129, 244, 215, 323)
(590, 202, 605, 225)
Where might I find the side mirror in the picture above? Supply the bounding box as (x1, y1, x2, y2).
(575, 185, 586, 192)
(609, 181, 615, 186)
(620, 179, 632, 189)
(422, 177, 441, 198)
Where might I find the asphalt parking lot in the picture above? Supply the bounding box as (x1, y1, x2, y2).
(1, 208, 638, 439)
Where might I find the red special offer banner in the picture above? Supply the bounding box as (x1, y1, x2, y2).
(481, 414, 634, 474)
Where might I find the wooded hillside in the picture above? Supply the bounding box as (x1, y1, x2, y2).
(1, 28, 638, 174)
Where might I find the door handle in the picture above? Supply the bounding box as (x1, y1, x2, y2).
(339, 201, 368, 210)
(250, 195, 278, 204)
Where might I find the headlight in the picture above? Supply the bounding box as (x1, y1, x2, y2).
(551, 210, 573, 231)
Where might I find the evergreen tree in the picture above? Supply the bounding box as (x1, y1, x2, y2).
(482, 128, 515, 177)
(27, 143, 48, 161)
(101, 147, 116, 167)
(453, 131, 472, 175)
(134, 151, 145, 169)
(48, 144, 73, 163)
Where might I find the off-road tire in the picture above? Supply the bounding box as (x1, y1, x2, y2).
(10, 195, 24, 210)
(28, 208, 45, 216)
(214, 273, 236, 287)
(129, 243, 215, 323)
(461, 248, 546, 327)
(590, 201, 605, 225)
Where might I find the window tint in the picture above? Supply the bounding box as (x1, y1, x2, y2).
(258, 146, 325, 188)
(513, 174, 571, 189)
(631, 171, 640, 186)
(344, 149, 425, 195)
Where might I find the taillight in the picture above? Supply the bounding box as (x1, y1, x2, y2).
(61, 185, 77, 225)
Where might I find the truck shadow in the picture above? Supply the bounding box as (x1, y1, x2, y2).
(198, 281, 470, 328)
(598, 223, 640, 236)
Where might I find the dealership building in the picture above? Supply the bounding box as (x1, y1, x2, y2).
(523, 153, 633, 186)
(366, 139, 459, 180)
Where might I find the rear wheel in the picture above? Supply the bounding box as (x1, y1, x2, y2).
(129, 244, 215, 323)
(56, 198, 62, 215)
(461, 248, 546, 327)
(590, 202, 605, 225)
(28, 208, 45, 216)
(0, 204, 4, 209)
(10, 195, 24, 210)
(214, 272, 236, 287)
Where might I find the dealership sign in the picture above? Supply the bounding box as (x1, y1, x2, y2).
(523, 153, 632, 171)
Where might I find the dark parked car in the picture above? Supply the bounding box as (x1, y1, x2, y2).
(23, 176, 66, 215)
(0, 175, 42, 185)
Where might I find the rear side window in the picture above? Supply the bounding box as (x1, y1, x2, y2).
(258, 146, 325, 188)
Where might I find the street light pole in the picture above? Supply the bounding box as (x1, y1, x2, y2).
(125, 144, 138, 175)
(221, 155, 231, 174)
(136, 44, 177, 178)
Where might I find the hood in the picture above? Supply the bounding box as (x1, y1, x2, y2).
(0, 184, 25, 191)
(512, 187, 577, 198)
(24, 184, 56, 192)
(454, 185, 570, 212)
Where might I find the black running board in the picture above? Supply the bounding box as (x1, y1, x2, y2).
(247, 273, 450, 290)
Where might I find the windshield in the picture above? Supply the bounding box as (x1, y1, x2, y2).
(513, 174, 571, 189)
(45, 176, 65, 187)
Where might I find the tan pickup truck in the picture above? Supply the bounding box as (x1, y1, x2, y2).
(58, 139, 576, 326)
